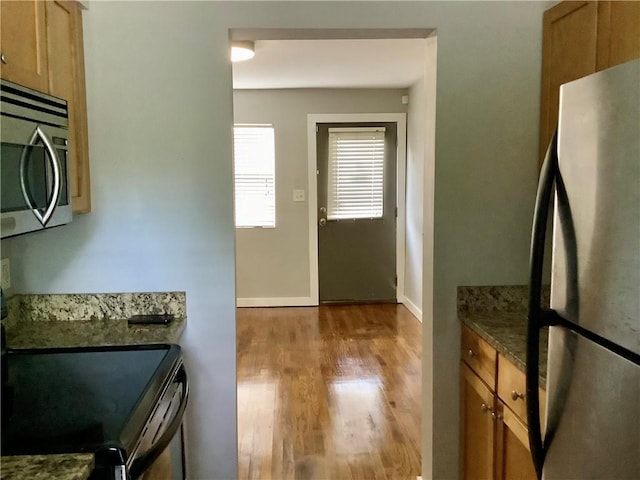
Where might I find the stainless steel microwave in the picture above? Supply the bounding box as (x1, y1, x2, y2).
(1, 80, 72, 239)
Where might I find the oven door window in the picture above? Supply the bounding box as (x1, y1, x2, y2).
(1, 141, 69, 214)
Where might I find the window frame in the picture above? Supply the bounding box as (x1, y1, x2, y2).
(233, 124, 276, 229)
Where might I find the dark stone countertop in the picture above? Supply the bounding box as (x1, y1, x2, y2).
(0, 454, 94, 480)
(459, 309, 548, 388)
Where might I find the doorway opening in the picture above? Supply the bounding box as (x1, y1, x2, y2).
(230, 26, 437, 480)
(231, 31, 428, 310)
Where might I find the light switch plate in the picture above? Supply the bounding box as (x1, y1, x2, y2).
(293, 189, 305, 202)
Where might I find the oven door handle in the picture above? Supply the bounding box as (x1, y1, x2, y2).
(20, 125, 62, 226)
(129, 366, 189, 480)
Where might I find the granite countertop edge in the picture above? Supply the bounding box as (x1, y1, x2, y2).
(459, 310, 547, 388)
(4, 316, 186, 350)
(0, 453, 94, 480)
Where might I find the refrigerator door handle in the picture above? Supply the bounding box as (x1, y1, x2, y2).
(527, 129, 559, 479)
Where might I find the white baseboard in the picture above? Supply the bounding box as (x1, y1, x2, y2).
(236, 296, 316, 308)
(237, 296, 422, 315)
(399, 294, 422, 322)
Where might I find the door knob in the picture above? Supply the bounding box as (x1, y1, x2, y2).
(319, 218, 327, 227)
(319, 206, 327, 214)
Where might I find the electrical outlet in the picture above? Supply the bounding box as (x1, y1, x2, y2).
(1, 258, 11, 290)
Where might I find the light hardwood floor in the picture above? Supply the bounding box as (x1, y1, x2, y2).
(237, 304, 422, 480)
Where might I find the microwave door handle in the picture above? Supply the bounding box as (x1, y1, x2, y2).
(35, 126, 62, 225)
(40, 128, 62, 225)
(19, 126, 62, 226)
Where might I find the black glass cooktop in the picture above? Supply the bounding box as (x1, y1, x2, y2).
(1, 344, 180, 456)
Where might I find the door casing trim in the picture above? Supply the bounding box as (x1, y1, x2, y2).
(307, 113, 407, 305)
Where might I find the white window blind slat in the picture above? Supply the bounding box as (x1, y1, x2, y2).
(327, 128, 385, 220)
(233, 125, 276, 228)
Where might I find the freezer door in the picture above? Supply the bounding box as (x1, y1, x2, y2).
(543, 327, 640, 479)
(552, 59, 640, 356)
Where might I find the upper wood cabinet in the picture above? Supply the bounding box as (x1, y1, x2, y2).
(596, 1, 640, 70)
(539, 1, 640, 164)
(46, 1, 91, 213)
(0, 0, 49, 92)
(1, 0, 91, 214)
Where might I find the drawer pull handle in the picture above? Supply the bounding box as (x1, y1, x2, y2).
(1, 54, 6, 64)
(467, 349, 475, 357)
(511, 390, 525, 401)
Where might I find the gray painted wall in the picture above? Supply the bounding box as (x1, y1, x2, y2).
(2, 2, 238, 478)
(426, 5, 545, 475)
(405, 70, 427, 318)
(1, 2, 548, 478)
(421, 33, 439, 473)
(233, 88, 408, 301)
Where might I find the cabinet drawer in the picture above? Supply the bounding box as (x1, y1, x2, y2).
(461, 326, 497, 389)
(497, 354, 545, 425)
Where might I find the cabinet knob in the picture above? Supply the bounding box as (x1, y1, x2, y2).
(511, 390, 525, 401)
(481, 403, 491, 413)
(467, 349, 475, 357)
(491, 411, 503, 421)
(1, 54, 6, 64)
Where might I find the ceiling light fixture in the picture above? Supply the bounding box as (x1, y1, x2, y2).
(231, 41, 255, 62)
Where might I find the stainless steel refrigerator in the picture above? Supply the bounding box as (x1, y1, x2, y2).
(527, 59, 640, 479)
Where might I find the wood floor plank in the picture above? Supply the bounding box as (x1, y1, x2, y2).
(237, 304, 422, 479)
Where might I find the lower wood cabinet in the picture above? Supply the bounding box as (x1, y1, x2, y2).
(460, 325, 541, 480)
(495, 402, 537, 480)
(139, 421, 187, 480)
(461, 362, 495, 480)
(141, 446, 172, 480)
(497, 353, 545, 426)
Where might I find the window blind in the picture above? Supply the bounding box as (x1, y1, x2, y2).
(233, 125, 275, 228)
(327, 127, 385, 220)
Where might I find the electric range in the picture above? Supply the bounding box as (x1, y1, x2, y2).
(1, 343, 188, 480)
